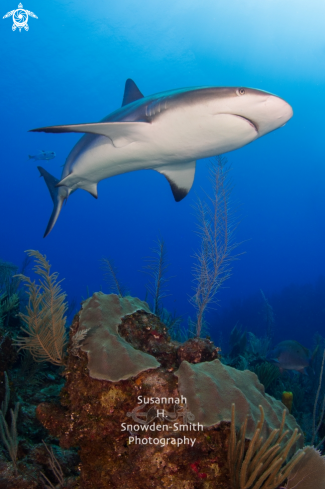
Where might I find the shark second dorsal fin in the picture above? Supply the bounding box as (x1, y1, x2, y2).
(121, 79, 144, 107)
(156, 160, 196, 202)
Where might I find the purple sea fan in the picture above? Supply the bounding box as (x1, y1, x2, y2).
(286, 447, 325, 489)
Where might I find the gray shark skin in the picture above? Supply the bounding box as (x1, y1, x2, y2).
(31, 79, 293, 237)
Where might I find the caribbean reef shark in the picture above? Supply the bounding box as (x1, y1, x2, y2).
(31, 79, 293, 237)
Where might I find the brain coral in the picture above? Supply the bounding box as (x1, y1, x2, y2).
(79, 293, 160, 381)
(175, 359, 303, 444)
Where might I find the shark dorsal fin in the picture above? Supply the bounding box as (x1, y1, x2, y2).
(121, 79, 144, 107)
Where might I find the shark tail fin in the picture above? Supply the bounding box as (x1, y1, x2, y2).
(38, 166, 69, 238)
(28, 155, 34, 159)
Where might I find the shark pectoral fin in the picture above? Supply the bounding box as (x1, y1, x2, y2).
(121, 79, 144, 107)
(30, 122, 150, 148)
(156, 160, 196, 202)
(38, 166, 69, 238)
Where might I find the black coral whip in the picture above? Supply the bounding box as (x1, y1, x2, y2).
(15, 250, 67, 366)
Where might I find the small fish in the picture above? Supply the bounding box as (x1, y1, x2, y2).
(28, 150, 56, 161)
(267, 340, 310, 374)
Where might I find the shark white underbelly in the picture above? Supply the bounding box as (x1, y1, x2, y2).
(64, 112, 257, 190)
(31, 79, 292, 236)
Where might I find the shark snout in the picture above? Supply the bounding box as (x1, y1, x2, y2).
(256, 94, 293, 136)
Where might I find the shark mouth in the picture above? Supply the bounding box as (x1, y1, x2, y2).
(233, 114, 258, 133)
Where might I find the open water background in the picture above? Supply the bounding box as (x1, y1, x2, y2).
(1, 0, 325, 347)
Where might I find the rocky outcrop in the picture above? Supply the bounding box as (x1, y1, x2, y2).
(36, 293, 303, 489)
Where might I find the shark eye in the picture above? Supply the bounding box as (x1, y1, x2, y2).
(237, 88, 246, 96)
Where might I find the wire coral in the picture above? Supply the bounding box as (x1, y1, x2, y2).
(228, 403, 305, 489)
(190, 156, 240, 337)
(14, 250, 68, 366)
(40, 442, 65, 489)
(143, 237, 171, 315)
(102, 256, 126, 297)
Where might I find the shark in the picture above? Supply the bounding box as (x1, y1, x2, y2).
(31, 79, 293, 237)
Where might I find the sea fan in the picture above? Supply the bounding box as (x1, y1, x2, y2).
(14, 250, 67, 366)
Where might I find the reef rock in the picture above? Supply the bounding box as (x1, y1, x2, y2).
(36, 293, 304, 489)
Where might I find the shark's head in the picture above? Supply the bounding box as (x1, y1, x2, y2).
(207, 87, 293, 138)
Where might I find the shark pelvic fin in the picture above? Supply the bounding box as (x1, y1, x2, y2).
(38, 166, 69, 238)
(156, 160, 196, 202)
(30, 121, 149, 148)
(82, 182, 98, 198)
(122, 79, 144, 107)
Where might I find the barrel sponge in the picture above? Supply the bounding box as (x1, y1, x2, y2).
(79, 292, 160, 382)
(175, 359, 303, 444)
(287, 446, 325, 489)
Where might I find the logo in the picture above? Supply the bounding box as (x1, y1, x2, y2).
(3, 3, 38, 32)
(126, 403, 195, 425)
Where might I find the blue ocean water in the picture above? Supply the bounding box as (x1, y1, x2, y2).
(1, 0, 325, 347)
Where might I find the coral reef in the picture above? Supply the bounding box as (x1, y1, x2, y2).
(175, 359, 303, 442)
(286, 446, 325, 488)
(0, 253, 79, 488)
(229, 324, 247, 359)
(177, 338, 220, 365)
(78, 293, 160, 381)
(35, 292, 307, 488)
(142, 237, 171, 316)
(228, 404, 304, 489)
(251, 362, 280, 391)
(15, 251, 68, 366)
(36, 298, 230, 488)
(1, 274, 325, 488)
(0, 373, 19, 473)
(0, 365, 79, 488)
(282, 392, 293, 413)
(190, 157, 239, 337)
